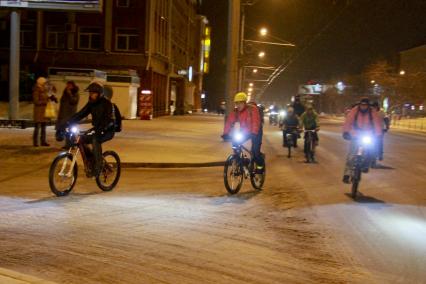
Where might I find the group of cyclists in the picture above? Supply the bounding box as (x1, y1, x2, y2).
(222, 91, 389, 185)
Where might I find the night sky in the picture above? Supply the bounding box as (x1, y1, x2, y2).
(201, 0, 426, 107)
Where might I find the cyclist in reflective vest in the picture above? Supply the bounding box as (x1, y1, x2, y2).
(222, 92, 265, 173)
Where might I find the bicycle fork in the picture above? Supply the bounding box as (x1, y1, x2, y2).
(59, 148, 79, 178)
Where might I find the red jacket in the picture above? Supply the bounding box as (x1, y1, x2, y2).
(343, 106, 382, 137)
(223, 104, 261, 136)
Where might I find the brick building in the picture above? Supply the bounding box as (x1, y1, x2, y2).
(0, 0, 210, 117)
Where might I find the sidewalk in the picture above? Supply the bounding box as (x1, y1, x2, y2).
(0, 115, 229, 168)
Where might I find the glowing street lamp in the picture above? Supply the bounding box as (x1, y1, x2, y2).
(260, 27, 268, 36)
(249, 83, 254, 87)
(399, 70, 406, 75)
(258, 51, 265, 58)
(253, 68, 258, 73)
(248, 87, 253, 92)
(370, 80, 375, 84)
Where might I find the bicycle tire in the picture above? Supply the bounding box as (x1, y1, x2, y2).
(351, 168, 361, 199)
(96, 151, 121, 191)
(224, 155, 243, 194)
(250, 164, 265, 190)
(49, 152, 78, 197)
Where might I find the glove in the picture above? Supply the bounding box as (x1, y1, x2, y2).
(343, 132, 351, 140)
(55, 129, 64, 142)
(221, 134, 231, 141)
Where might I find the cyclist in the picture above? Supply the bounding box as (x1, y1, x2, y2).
(66, 82, 115, 177)
(291, 95, 305, 117)
(222, 92, 265, 173)
(279, 106, 299, 147)
(342, 97, 382, 184)
(299, 104, 320, 154)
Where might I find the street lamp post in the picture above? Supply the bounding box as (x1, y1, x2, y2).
(225, 0, 241, 115)
(9, 10, 20, 120)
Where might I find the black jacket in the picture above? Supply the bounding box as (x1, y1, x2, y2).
(69, 97, 113, 134)
(292, 102, 305, 117)
(281, 115, 299, 129)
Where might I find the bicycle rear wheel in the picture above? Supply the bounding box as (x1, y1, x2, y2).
(224, 155, 243, 194)
(49, 152, 78, 197)
(96, 151, 121, 191)
(250, 163, 265, 190)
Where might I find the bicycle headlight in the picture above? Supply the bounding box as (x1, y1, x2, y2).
(233, 132, 244, 143)
(361, 136, 372, 145)
(71, 126, 79, 134)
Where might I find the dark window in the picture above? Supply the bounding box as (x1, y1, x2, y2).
(115, 28, 139, 52)
(116, 0, 130, 7)
(78, 27, 102, 50)
(46, 25, 65, 49)
(20, 23, 36, 48)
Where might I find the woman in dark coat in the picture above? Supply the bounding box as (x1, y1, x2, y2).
(56, 81, 80, 148)
(33, 77, 51, 146)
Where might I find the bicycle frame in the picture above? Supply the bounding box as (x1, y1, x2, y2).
(233, 143, 252, 176)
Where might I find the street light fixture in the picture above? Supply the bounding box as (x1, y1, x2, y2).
(260, 27, 268, 36)
(258, 51, 265, 58)
(399, 70, 406, 75)
(249, 82, 254, 87)
(248, 87, 253, 92)
(370, 80, 375, 84)
(253, 68, 258, 73)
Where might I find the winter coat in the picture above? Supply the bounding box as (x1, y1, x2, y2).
(299, 111, 319, 130)
(223, 104, 261, 136)
(292, 102, 306, 117)
(343, 106, 382, 137)
(281, 114, 299, 130)
(68, 96, 114, 135)
(33, 84, 49, 123)
(57, 88, 79, 128)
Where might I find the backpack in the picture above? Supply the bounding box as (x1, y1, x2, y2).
(111, 103, 122, 132)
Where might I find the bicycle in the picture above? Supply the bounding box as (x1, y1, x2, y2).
(348, 134, 375, 199)
(49, 126, 121, 197)
(303, 129, 317, 163)
(223, 132, 266, 194)
(283, 126, 299, 158)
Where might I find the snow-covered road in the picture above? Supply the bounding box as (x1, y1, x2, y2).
(0, 120, 425, 283)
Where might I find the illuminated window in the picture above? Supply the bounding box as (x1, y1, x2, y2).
(78, 27, 102, 50)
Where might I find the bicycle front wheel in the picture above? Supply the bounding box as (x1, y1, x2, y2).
(224, 155, 243, 194)
(49, 152, 78, 197)
(351, 168, 361, 199)
(96, 151, 121, 191)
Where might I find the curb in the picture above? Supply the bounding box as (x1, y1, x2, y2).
(0, 267, 57, 284)
(121, 161, 224, 168)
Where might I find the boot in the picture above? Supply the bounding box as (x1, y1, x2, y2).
(40, 123, 49, 146)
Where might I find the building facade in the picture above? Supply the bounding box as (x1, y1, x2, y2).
(0, 0, 210, 118)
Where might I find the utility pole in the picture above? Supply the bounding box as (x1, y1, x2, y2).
(225, 0, 240, 114)
(9, 10, 20, 120)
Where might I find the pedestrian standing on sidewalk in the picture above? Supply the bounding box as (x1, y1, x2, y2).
(56, 81, 80, 148)
(32, 77, 56, 147)
(372, 101, 390, 161)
